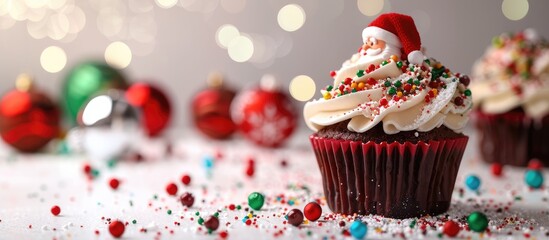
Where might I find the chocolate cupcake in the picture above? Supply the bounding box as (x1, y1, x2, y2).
(304, 13, 472, 219)
(471, 29, 549, 166)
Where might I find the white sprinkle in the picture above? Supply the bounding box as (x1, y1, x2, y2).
(414, 132, 419, 137)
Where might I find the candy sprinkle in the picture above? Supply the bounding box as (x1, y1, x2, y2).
(349, 220, 367, 239)
(286, 209, 304, 227)
(166, 182, 178, 196)
(204, 216, 220, 231)
(51, 205, 61, 216)
(247, 192, 265, 210)
(303, 202, 322, 221)
(443, 220, 460, 237)
(109, 220, 125, 238)
(467, 212, 488, 233)
(180, 192, 195, 208)
(524, 170, 544, 189)
(465, 174, 481, 191)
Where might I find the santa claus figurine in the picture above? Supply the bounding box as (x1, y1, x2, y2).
(335, 13, 425, 84)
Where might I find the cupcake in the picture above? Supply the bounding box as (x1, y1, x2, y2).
(471, 29, 549, 166)
(303, 13, 472, 218)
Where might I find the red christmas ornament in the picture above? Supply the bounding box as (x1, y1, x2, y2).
(109, 220, 125, 238)
(0, 75, 60, 152)
(181, 174, 191, 186)
(126, 82, 172, 137)
(304, 202, 322, 221)
(191, 73, 236, 139)
(232, 75, 297, 147)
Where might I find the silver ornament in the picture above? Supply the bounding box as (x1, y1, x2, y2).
(77, 90, 142, 163)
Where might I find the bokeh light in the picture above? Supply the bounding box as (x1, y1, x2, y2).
(40, 46, 67, 73)
(502, 0, 529, 21)
(228, 35, 254, 63)
(105, 41, 133, 69)
(155, 0, 179, 9)
(357, 0, 384, 16)
(216, 24, 240, 49)
(277, 4, 306, 32)
(289, 75, 316, 102)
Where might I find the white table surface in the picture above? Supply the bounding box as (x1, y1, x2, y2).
(0, 127, 548, 239)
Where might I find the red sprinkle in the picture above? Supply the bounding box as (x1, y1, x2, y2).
(329, 71, 336, 77)
(51, 205, 61, 216)
(491, 163, 503, 177)
(528, 159, 543, 170)
(109, 178, 120, 190)
(166, 182, 178, 196)
(344, 78, 353, 85)
(443, 220, 460, 237)
(181, 174, 191, 186)
(109, 220, 125, 238)
(367, 78, 377, 86)
(379, 98, 388, 106)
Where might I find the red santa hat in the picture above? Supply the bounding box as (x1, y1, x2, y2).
(362, 13, 425, 65)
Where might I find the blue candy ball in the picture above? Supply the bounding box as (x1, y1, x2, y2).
(465, 174, 481, 191)
(525, 170, 544, 189)
(350, 220, 367, 239)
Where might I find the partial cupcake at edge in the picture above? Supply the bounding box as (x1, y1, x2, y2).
(303, 13, 473, 219)
(471, 29, 549, 167)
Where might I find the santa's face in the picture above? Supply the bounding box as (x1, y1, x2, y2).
(362, 37, 386, 56)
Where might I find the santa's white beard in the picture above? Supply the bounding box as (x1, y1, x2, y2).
(358, 43, 401, 65)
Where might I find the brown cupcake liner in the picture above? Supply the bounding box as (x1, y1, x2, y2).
(475, 110, 549, 166)
(310, 135, 468, 219)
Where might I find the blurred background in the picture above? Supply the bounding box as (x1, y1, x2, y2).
(0, 0, 547, 130)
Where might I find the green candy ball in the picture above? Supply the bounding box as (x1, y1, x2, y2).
(467, 211, 488, 232)
(248, 192, 265, 210)
(62, 62, 127, 125)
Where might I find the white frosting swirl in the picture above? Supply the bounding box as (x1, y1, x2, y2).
(304, 57, 472, 134)
(471, 33, 549, 119)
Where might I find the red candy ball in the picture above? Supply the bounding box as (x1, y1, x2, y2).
(443, 220, 460, 237)
(126, 82, 172, 137)
(51, 205, 61, 216)
(109, 220, 125, 238)
(232, 81, 296, 147)
(304, 202, 322, 221)
(109, 178, 120, 190)
(0, 77, 60, 152)
(180, 192, 195, 207)
(491, 163, 503, 177)
(166, 182, 178, 196)
(286, 209, 304, 227)
(204, 216, 220, 231)
(528, 159, 543, 170)
(181, 174, 191, 186)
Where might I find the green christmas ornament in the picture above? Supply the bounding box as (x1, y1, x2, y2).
(62, 62, 127, 125)
(467, 211, 488, 232)
(248, 192, 265, 210)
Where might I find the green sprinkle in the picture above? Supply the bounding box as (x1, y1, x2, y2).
(409, 219, 417, 228)
(409, 66, 414, 71)
(414, 79, 421, 86)
(351, 88, 357, 93)
(394, 81, 402, 88)
(195, 211, 200, 216)
(307, 231, 312, 236)
(326, 85, 333, 91)
(423, 59, 431, 65)
(214, 212, 219, 217)
(356, 70, 365, 77)
(132, 220, 137, 224)
(198, 217, 204, 225)
(167, 210, 172, 215)
(442, 73, 449, 78)
(236, 205, 242, 210)
(381, 60, 388, 66)
(153, 194, 158, 200)
(396, 61, 403, 68)
(407, 79, 413, 84)
(384, 81, 391, 87)
(91, 169, 100, 177)
(107, 159, 117, 168)
(464, 89, 472, 96)
(388, 87, 397, 95)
